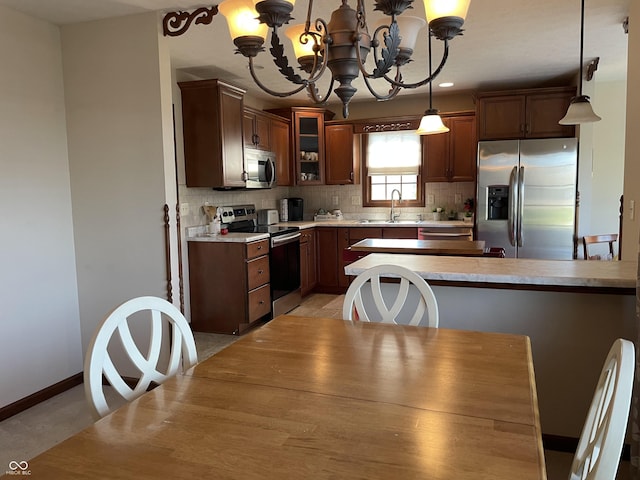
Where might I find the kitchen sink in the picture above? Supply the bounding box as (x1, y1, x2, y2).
(357, 219, 424, 224)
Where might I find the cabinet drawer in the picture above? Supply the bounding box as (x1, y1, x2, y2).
(418, 227, 473, 241)
(248, 284, 271, 322)
(247, 240, 269, 259)
(247, 255, 270, 291)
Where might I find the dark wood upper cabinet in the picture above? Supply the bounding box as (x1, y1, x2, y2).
(477, 87, 576, 140)
(267, 107, 335, 185)
(243, 106, 292, 186)
(270, 116, 292, 186)
(243, 107, 271, 151)
(179, 79, 246, 188)
(325, 122, 360, 185)
(423, 112, 477, 183)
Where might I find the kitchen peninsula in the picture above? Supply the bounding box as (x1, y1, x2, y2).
(345, 253, 636, 445)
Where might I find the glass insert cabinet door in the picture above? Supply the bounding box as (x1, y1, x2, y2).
(295, 110, 325, 185)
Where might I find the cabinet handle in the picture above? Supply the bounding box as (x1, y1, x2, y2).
(350, 171, 354, 181)
(258, 269, 264, 274)
(257, 245, 262, 250)
(259, 300, 265, 305)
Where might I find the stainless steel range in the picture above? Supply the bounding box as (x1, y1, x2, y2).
(220, 205, 302, 317)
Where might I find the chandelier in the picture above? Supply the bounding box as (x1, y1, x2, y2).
(218, 0, 470, 118)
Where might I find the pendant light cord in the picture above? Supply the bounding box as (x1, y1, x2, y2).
(578, 0, 585, 96)
(428, 29, 433, 110)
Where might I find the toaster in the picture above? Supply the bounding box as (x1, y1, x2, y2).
(257, 209, 279, 225)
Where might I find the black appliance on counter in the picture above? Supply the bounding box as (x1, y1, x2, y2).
(287, 197, 304, 221)
(220, 205, 301, 317)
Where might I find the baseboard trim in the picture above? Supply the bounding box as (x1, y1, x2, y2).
(0, 373, 83, 422)
(543, 434, 630, 461)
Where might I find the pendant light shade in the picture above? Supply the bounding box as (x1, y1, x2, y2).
(560, 0, 601, 125)
(559, 95, 602, 124)
(417, 109, 450, 135)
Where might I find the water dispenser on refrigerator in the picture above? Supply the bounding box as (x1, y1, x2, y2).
(487, 186, 509, 220)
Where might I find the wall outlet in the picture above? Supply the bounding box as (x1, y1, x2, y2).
(351, 196, 361, 206)
(180, 203, 189, 216)
(332, 195, 339, 206)
(427, 194, 435, 205)
(455, 193, 462, 204)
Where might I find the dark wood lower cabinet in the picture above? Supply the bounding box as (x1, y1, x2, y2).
(315, 226, 419, 293)
(300, 229, 317, 296)
(188, 239, 270, 334)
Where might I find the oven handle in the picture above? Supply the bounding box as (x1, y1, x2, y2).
(271, 231, 301, 247)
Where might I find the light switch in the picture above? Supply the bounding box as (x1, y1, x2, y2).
(427, 194, 435, 205)
(332, 195, 339, 206)
(455, 193, 462, 204)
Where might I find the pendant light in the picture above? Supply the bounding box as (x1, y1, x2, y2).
(559, 0, 601, 125)
(417, 30, 449, 135)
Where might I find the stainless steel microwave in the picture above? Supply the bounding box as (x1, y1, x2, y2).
(245, 148, 276, 189)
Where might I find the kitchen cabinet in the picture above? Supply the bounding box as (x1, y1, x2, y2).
(179, 79, 246, 188)
(243, 107, 292, 186)
(382, 227, 418, 239)
(422, 113, 476, 182)
(243, 107, 271, 151)
(477, 87, 576, 140)
(316, 226, 419, 293)
(300, 229, 317, 296)
(270, 116, 292, 186)
(188, 239, 271, 334)
(267, 107, 335, 185)
(325, 122, 360, 185)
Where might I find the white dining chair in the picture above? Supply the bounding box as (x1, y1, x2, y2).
(84, 296, 198, 420)
(569, 338, 635, 480)
(342, 264, 439, 327)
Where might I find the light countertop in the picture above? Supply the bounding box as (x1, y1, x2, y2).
(187, 220, 471, 243)
(187, 232, 269, 243)
(349, 238, 486, 256)
(344, 253, 636, 292)
(277, 219, 472, 229)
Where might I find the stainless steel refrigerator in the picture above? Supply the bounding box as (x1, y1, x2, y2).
(476, 138, 578, 259)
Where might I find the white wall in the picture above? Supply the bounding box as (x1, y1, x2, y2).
(576, 80, 626, 258)
(592, 80, 626, 240)
(622, 1, 640, 260)
(0, 7, 82, 407)
(61, 13, 178, 352)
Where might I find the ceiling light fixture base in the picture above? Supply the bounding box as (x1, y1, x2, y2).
(234, 36, 266, 58)
(429, 16, 465, 41)
(255, 0, 294, 28)
(373, 0, 415, 17)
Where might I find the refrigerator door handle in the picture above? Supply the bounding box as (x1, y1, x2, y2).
(508, 166, 518, 247)
(517, 166, 525, 247)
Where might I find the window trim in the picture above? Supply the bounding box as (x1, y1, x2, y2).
(362, 133, 424, 208)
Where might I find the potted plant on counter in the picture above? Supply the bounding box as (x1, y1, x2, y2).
(463, 198, 474, 222)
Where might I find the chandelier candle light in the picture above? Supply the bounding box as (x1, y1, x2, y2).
(219, 0, 470, 118)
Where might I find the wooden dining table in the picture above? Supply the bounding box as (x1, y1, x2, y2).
(23, 315, 546, 479)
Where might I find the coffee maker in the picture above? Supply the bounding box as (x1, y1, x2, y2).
(287, 198, 304, 221)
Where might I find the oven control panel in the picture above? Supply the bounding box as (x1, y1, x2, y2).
(219, 205, 257, 225)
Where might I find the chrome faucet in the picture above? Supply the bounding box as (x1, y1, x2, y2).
(389, 189, 402, 222)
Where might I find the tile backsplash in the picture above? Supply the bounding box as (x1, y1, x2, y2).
(178, 182, 475, 229)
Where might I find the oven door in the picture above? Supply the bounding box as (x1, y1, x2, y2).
(270, 232, 301, 317)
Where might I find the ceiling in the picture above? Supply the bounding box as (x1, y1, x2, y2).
(0, 0, 630, 111)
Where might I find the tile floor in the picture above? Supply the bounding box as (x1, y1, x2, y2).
(0, 293, 631, 479)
